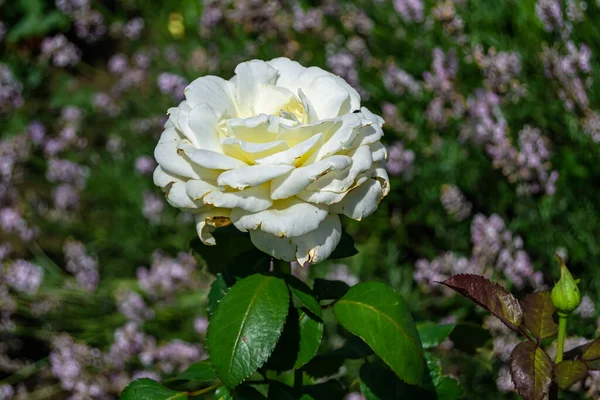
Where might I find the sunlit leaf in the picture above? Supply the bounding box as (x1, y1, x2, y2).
(333, 282, 424, 384)
(207, 274, 289, 388)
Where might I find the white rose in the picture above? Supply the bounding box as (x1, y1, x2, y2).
(154, 57, 390, 265)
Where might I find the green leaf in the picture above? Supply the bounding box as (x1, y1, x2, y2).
(264, 306, 323, 371)
(214, 386, 232, 400)
(333, 282, 424, 385)
(285, 275, 322, 318)
(554, 360, 588, 390)
(208, 274, 228, 315)
(423, 353, 463, 400)
(312, 279, 349, 301)
(120, 378, 187, 400)
(165, 360, 217, 384)
(416, 323, 456, 349)
(442, 274, 523, 332)
(520, 291, 558, 340)
(207, 274, 290, 388)
(328, 229, 358, 259)
(295, 311, 323, 369)
(509, 341, 553, 400)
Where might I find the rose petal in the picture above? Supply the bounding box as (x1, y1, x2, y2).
(185, 76, 237, 117)
(153, 166, 183, 190)
(226, 114, 280, 143)
(177, 143, 248, 170)
(370, 142, 388, 163)
(305, 76, 352, 119)
(255, 133, 322, 166)
(186, 180, 272, 213)
(233, 60, 279, 117)
(296, 189, 346, 205)
(330, 178, 384, 220)
(248, 213, 341, 264)
(268, 57, 306, 88)
(307, 145, 373, 193)
(221, 137, 289, 164)
(270, 155, 353, 200)
(195, 209, 232, 245)
(217, 164, 294, 190)
(155, 126, 201, 179)
(254, 85, 299, 116)
(231, 197, 328, 238)
(165, 180, 198, 209)
(249, 230, 297, 261)
(187, 103, 223, 152)
(294, 213, 342, 265)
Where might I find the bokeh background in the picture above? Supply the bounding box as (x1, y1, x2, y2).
(1, 0, 600, 398)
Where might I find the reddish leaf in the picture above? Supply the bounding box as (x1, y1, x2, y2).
(509, 341, 553, 400)
(582, 337, 600, 362)
(554, 360, 588, 390)
(441, 274, 523, 331)
(520, 291, 558, 340)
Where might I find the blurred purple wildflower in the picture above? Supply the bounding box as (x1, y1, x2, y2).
(536, 0, 564, 32)
(0, 65, 24, 114)
(41, 34, 81, 67)
(115, 290, 154, 323)
(394, 0, 424, 23)
(135, 156, 157, 176)
(440, 184, 472, 221)
(137, 251, 198, 299)
(1, 260, 44, 294)
(157, 73, 188, 101)
(194, 316, 208, 335)
(63, 239, 99, 292)
(384, 64, 422, 96)
(142, 191, 164, 223)
(386, 141, 414, 177)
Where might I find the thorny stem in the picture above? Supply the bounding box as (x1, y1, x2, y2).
(555, 314, 568, 364)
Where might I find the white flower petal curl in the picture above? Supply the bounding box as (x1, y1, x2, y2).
(217, 164, 294, 190)
(248, 213, 342, 264)
(270, 155, 353, 200)
(231, 198, 328, 238)
(186, 180, 272, 213)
